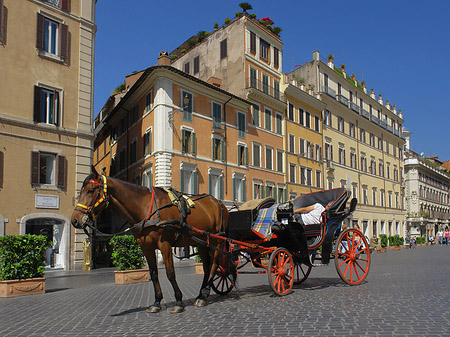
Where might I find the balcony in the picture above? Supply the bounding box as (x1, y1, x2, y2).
(324, 86, 336, 99)
(361, 109, 370, 120)
(371, 115, 380, 125)
(246, 77, 283, 101)
(380, 120, 387, 129)
(393, 129, 400, 137)
(337, 94, 348, 107)
(386, 124, 393, 133)
(350, 102, 361, 114)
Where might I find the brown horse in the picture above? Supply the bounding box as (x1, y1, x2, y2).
(70, 167, 229, 313)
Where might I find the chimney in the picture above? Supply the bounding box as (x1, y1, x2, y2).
(158, 51, 171, 66)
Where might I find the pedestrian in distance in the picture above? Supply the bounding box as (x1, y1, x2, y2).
(444, 227, 450, 246)
(437, 228, 444, 246)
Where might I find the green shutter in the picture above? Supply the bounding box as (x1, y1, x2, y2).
(245, 147, 249, 166)
(261, 185, 265, 198)
(266, 186, 270, 198)
(181, 130, 186, 153)
(208, 173, 212, 195)
(284, 189, 288, 203)
(193, 170, 198, 194)
(192, 132, 196, 155)
(219, 175, 224, 200)
(220, 140, 225, 161)
(243, 179, 246, 202)
(212, 139, 215, 160)
(232, 177, 236, 201)
(180, 169, 185, 193)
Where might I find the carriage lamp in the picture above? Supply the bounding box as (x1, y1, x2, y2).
(168, 94, 191, 128)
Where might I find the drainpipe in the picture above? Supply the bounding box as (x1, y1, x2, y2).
(223, 96, 233, 197)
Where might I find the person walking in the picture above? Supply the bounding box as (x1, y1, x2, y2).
(437, 228, 444, 246)
(444, 227, 450, 246)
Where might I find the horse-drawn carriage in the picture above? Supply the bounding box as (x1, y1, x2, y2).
(209, 187, 371, 296)
(71, 169, 370, 313)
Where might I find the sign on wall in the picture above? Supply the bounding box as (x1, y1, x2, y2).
(35, 195, 60, 209)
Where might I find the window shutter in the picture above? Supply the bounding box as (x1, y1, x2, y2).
(245, 147, 249, 166)
(232, 177, 236, 202)
(149, 130, 152, 154)
(57, 155, 66, 189)
(0, 0, 4, 43)
(180, 169, 185, 193)
(31, 151, 40, 185)
(220, 140, 225, 161)
(208, 173, 212, 195)
(54, 90, 59, 126)
(284, 189, 288, 203)
(36, 13, 44, 51)
(219, 175, 224, 200)
(265, 186, 270, 198)
(261, 185, 265, 198)
(61, 0, 70, 12)
(0, 151, 4, 189)
(60, 23, 69, 60)
(212, 139, 215, 160)
(33, 86, 42, 123)
(243, 180, 246, 202)
(192, 171, 198, 194)
(181, 129, 186, 153)
(191, 132, 196, 155)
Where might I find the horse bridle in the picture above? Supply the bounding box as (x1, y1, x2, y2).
(74, 175, 109, 227)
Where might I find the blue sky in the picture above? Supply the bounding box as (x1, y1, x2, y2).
(94, 0, 450, 161)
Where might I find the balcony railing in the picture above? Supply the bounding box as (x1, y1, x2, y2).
(246, 77, 283, 101)
(337, 94, 348, 107)
(380, 120, 387, 129)
(361, 109, 370, 120)
(350, 102, 361, 114)
(393, 129, 400, 137)
(324, 86, 336, 98)
(371, 115, 380, 125)
(386, 124, 393, 133)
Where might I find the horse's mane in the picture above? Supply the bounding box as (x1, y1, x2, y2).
(82, 174, 95, 187)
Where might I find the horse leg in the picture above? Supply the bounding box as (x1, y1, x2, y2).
(160, 243, 185, 313)
(144, 249, 164, 313)
(194, 245, 219, 307)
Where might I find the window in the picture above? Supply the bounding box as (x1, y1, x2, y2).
(316, 170, 321, 188)
(262, 74, 269, 94)
(380, 190, 385, 207)
(324, 110, 332, 127)
(129, 139, 137, 164)
(385, 141, 390, 155)
(386, 162, 391, 179)
(119, 148, 126, 170)
(306, 141, 313, 159)
(274, 80, 280, 100)
(142, 169, 152, 188)
(130, 105, 139, 125)
(253, 181, 264, 199)
(220, 39, 227, 59)
(378, 137, 383, 151)
(110, 155, 116, 176)
(251, 104, 260, 126)
(212, 137, 224, 161)
(370, 158, 376, 175)
(349, 122, 355, 138)
(372, 189, 377, 206)
(350, 151, 357, 169)
(265, 146, 273, 170)
(266, 184, 274, 198)
(315, 145, 321, 162)
(325, 142, 333, 161)
(278, 186, 287, 204)
(314, 116, 320, 132)
(145, 92, 152, 113)
(233, 175, 246, 203)
(182, 129, 196, 155)
(212, 102, 222, 129)
(299, 108, 304, 126)
(339, 146, 346, 165)
(288, 103, 294, 121)
(274, 47, 279, 67)
(299, 138, 305, 157)
(0, 0, 7, 45)
(184, 62, 190, 74)
(253, 143, 261, 167)
(363, 187, 368, 205)
(36, 14, 69, 60)
(193, 56, 199, 74)
(34, 86, 60, 126)
(250, 67, 257, 89)
(276, 150, 283, 173)
(209, 170, 224, 200)
(237, 112, 246, 138)
(182, 91, 193, 122)
(250, 31, 256, 53)
(180, 165, 198, 194)
(370, 133, 375, 147)
(360, 128, 366, 143)
(42, 0, 71, 12)
(338, 116, 344, 132)
(289, 164, 296, 183)
(143, 129, 152, 156)
(264, 108, 272, 131)
(305, 111, 311, 128)
(260, 39, 270, 61)
(379, 161, 384, 177)
(238, 144, 248, 166)
(361, 155, 367, 172)
(31, 151, 66, 188)
(132, 173, 140, 185)
(275, 113, 282, 135)
(120, 118, 126, 135)
(393, 166, 398, 181)
(388, 192, 392, 208)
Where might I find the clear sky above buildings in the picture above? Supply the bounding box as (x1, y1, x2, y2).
(94, 0, 450, 160)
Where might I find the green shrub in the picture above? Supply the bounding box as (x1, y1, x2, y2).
(0, 235, 51, 281)
(224, 18, 231, 24)
(249, 13, 257, 19)
(379, 234, 388, 248)
(214, 22, 219, 29)
(235, 12, 242, 17)
(109, 235, 145, 271)
(388, 235, 404, 246)
(416, 237, 425, 244)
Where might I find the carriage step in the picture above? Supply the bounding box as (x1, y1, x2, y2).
(312, 263, 329, 267)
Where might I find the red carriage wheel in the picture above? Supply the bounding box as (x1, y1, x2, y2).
(294, 263, 312, 284)
(268, 248, 294, 296)
(211, 265, 236, 295)
(335, 229, 371, 285)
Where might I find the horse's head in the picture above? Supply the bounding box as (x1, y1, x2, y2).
(71, 166, 109, 230)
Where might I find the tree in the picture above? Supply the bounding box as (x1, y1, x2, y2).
(239, 2, 253, 12)
(112, 81, 125, 94)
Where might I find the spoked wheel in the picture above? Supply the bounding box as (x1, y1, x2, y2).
(294, 263, 312, 284)
(211, 265, 236, 295)
(268, 248, 294, 296)
(335, 229, 371, 285)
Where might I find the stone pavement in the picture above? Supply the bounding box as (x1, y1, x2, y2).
(1, 245, 450, 337)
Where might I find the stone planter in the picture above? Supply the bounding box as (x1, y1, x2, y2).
(0, 278, 46, 298)
(377, 247, 387, 253)
(114, 269, 149, 285)
(195, 263, 203, 275)
(390, 246, 402, 250)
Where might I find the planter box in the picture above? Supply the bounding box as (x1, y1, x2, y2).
(377, 247, 387, 253)
(114, 269, 149, 285)
(195, 263, 203, 275)
(390, 246, 402, 250)
(0, 278, 46, 298)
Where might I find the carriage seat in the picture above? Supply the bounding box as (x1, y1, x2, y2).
(238, 197, 275, 222)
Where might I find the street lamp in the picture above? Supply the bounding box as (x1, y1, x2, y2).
(168, 94, 191, 128)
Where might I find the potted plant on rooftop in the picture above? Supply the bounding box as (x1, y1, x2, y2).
(0, 234, 50, 297)
(109, 235, 149, 285)
(239, 2, 253, 12)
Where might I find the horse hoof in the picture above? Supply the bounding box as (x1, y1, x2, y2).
(194, 299, 208, 307)
(169, 305, 185, 314)
(146, 306, 161, 313)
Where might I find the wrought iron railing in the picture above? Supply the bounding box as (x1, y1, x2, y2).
(337, 94, 348, 107)
(361, 109, 370, 119)
(350, 102, 360, 114)
(324, 86, 336, 98)
(246, 77, 284, 101)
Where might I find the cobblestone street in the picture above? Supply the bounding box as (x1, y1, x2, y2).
(1, 245, 449, 337)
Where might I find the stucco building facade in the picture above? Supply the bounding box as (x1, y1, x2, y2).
(0, 0, 96, 269)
